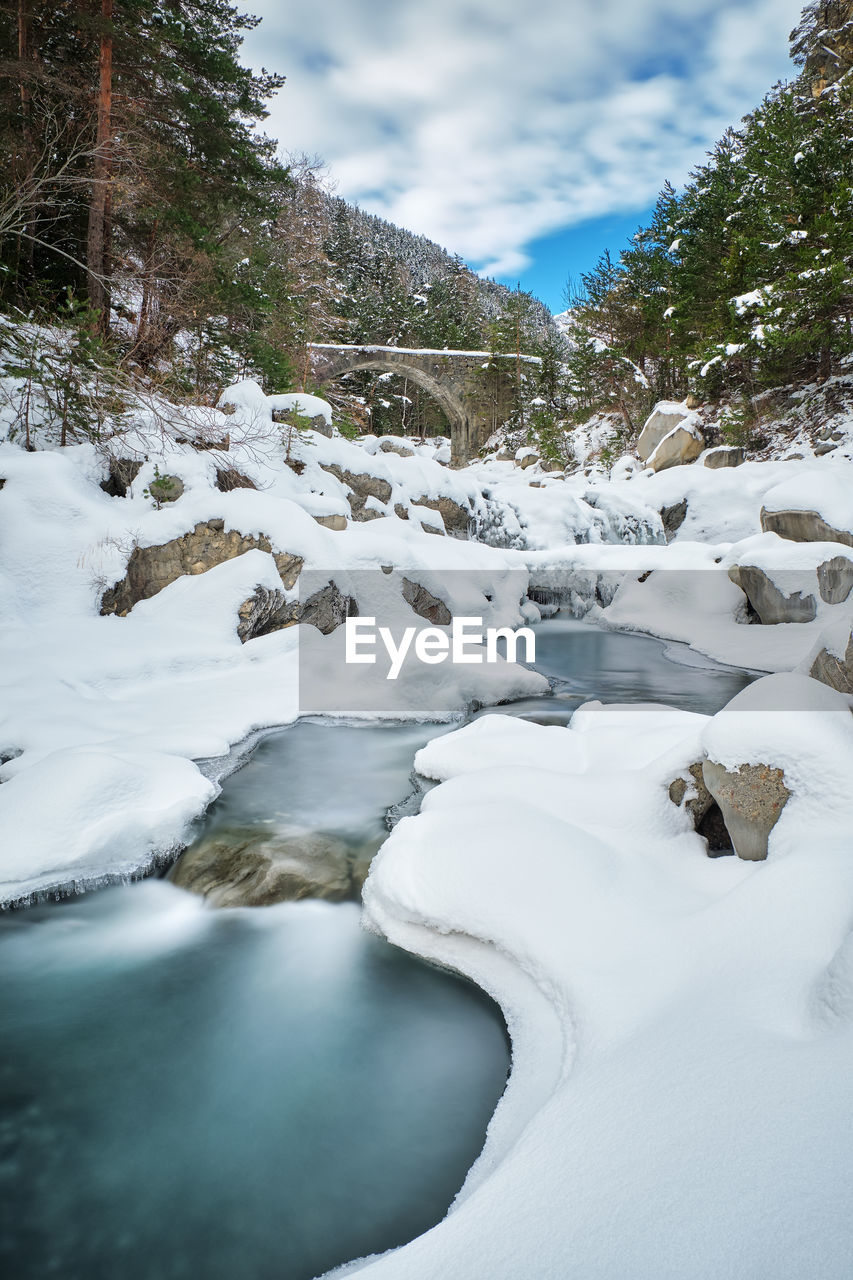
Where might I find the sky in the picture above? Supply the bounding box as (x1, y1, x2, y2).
(241, 0, 805, 312)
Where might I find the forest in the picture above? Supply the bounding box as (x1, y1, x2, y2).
(1, 1, 851, 451)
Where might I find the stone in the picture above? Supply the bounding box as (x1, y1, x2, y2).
(637, 404, 688, 461)
(237, 586, 294, 642)
(147, 472, 184, 504)
(379, 438, 414, 456)
(703, 446, 745, 469)
(168, 827, 354, 907)
(668, 761, 714, 825)
(814, 441, 837, 456)
(401, 578, 452, 625)
(515, 451, 539, 470)
(760, 507, 853, 548)
(100, 457, 142, 497)
(393, 503, 409, 520)
(817, 556, 853, 605)
(320, 464, 392, 520)
(727, 564, 816, 625)
(313, 512, 347, 531)
(413, 494, 472, 537)
(215, 467, 256, 492)
(100, 521, 303, 617)
(702, 759, 790, 861)
(660, 499, 688, 541)
(810, 631, 853, 695)
(647, 426, 704, 472)
(299, 581, 358, 634)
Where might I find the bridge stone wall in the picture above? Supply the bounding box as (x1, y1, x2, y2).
(309, 344, 537, 466)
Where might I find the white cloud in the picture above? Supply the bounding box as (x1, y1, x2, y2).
(243, 0, 805, 275)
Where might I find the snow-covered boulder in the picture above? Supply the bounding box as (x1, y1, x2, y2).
(637, 401, 689, 461)
(727, 563, 817, 625)
(701, 759, 789, 861)
(100, 520, 303, 617)
(760, 472, 853, 546)
(647, 422, 704, 472)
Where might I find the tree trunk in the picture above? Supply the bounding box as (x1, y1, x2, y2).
(86, 0, 114, 328)
(17, 0, 35, 281)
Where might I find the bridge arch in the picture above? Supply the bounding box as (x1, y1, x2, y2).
(308, 343, 524, 465)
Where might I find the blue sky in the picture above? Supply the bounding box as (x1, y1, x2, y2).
(243, 0, 805, 314)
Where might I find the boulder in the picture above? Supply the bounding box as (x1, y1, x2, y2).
(413, 494, 472, 537)
(760, 506, 853, 548)
(637, 403, 688, 462)
(379, 438, 415, 456)
(237, 586, 293, 642)
(817, 556, 853, 605)
(810, 630, 853, 695)
(727, 564, 816, 625)
(647, 425, 704, 472)
(168, 827, 354, 907)
(393, 503, 409, 520)
(516, 451, 540, 470)
(320, 464, 392, 520)
(703, 446, 745, 469)
(100, 456, 143, 498)
(401, 578, 452, 625)
(100, 520, 303, 616)
(701, 759, 790, 861)
(146, 472, 184, 504)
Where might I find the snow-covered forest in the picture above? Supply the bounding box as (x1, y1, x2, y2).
(2, 3, 853, 1280)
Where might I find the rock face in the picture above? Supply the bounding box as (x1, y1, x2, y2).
(817, 556, 853, 605)
(237, 579, 357, 642)
(703, 446, 745, 469)
(320, 464, 392, 520)
(413, 494, 472, 537)
(810, 631, 853, 694)
(401, 578, 452, 625)
(168, 828, 356, 907)
(760, 507, 853, 548)
(727, 564, 817, 625)
(637, 404, 688, 461)
(100, 520, 303, 617)
(660, 499, 688, 541)
(701, 759, 790, 861)
(647, 425, 704, 472)
(100, 457, 143, 497)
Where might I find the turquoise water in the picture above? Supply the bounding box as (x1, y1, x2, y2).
(0, 888, 509, 1280)
(0, 622, 753, 1279)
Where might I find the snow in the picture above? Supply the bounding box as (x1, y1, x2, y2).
(762, 471, 853, 531)
(5, 341, 853, 1276)
(357, 676, 853, 1278)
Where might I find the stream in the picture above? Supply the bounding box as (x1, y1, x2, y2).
(0, 620, 752, 1280)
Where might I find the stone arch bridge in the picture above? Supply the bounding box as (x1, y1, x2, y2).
(309, 343, 541, 466)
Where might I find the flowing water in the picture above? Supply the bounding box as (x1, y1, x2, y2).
(0, 620, 753, 1280)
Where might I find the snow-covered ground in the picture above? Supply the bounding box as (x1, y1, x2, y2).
(3, 369, 853, 1278)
